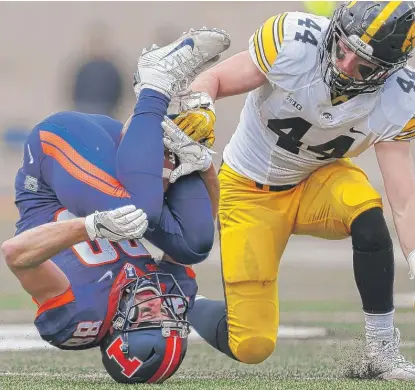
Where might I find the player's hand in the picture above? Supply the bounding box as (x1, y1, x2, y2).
(133, 74, 216, 147)
(172, 92, 216, 148)
(162, 116, 214, 184)
(85, 205, 148, 242)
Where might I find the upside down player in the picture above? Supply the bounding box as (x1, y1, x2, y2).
(16, 26, 229, 267)
(1, 28, 230, 383)
(171, 1, 415, 379)
(2, 203, 195, 383)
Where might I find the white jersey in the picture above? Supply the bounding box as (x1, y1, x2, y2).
(223, 12, 415, 186)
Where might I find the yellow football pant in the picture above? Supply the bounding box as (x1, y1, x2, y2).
(218, 159, 383, 364)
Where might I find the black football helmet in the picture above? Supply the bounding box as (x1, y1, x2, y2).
(321, 1, 415, 95)
(100, 270, 190, 384)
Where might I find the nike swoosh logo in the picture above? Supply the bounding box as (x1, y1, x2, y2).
(27, 144, 34, 164)
(95, 223, 123, 239)
(349, 127, 365, 136)
(98, 270, 113, 283)
(164, 38, 195, 58)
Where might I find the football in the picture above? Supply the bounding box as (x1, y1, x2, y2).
(163, 149, 178, 192)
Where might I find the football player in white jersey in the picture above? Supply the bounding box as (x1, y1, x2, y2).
(170, 1, 415, 380)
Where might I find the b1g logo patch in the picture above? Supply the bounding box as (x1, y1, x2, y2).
(24, 175, 39, 192)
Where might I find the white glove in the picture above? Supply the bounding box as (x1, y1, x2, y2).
(85, 205, 148, 242)
(162, 116, 214, 183)
(168, 90, 215, 116)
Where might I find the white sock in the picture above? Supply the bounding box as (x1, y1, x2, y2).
(364, 310, 395, 342)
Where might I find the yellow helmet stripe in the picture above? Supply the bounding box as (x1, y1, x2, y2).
(278, 13, 288, 51)
(346, 1, 358, 9)
(402, 21, 415, 53)
(394, 130, 415, 140)
(361, 1, 402, 44)
(253, 28, 269, 73)
(261, 15, 279, 68)
(402, 117, 415, 133)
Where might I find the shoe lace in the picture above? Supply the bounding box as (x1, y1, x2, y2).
(380, 330, 414, 370)
(159, 50, 206, 94)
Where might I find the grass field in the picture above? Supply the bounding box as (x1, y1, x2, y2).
(1, 339, 415, 390)
(1, 303, 415, 390)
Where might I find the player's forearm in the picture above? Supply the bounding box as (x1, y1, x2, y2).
(190, 70, 221, 101)
(2, 218, 88, 269)
(388, 187, 415, 279)
(391, 195, 415, 258)
(190, 51, 266, 100)
(375, 141, 415, 275)
(200, 163, 220, 221)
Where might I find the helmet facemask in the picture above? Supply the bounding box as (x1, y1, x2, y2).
(101, 270, 190, 384)
(113, 273, 190, 340)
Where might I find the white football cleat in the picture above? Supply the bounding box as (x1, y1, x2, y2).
(137, 28, 230, 97)
(363, 328, 415, 380)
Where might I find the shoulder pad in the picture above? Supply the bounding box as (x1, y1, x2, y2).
(371, 66, 415, 141)
(251, 12, 330, 81)
(381, 66, 415, 127)
(274, 12, 329, 76)
(249, 12, 330, 77)
(249, 13, 289, 74)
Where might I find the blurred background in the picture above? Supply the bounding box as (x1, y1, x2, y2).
(0, 1, 414, 335)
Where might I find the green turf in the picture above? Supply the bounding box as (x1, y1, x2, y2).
(2, 376, 415, 390)
(1, 292, 414, 389)
(1, 341, 415, 389)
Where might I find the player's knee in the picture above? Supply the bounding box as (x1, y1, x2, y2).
(227, 283, 278, 364)
(351, 207, 392, 252)
(211, 316, 275, 364)
(232, 336, 276, 364)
